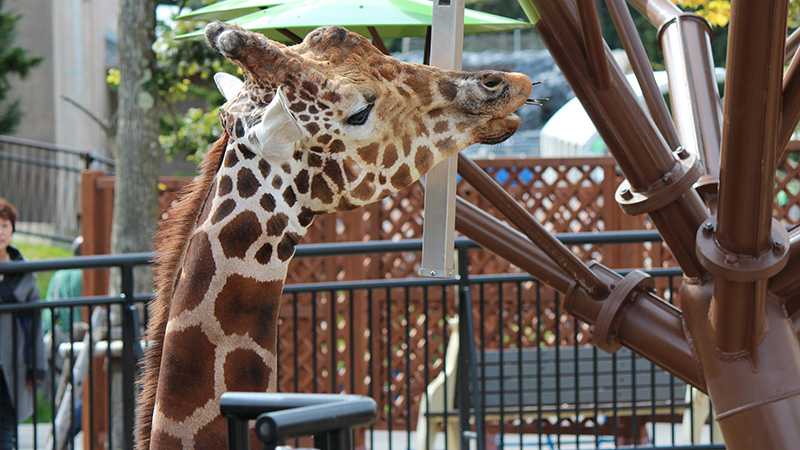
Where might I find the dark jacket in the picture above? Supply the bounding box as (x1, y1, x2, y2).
(0, 245, 46, 421)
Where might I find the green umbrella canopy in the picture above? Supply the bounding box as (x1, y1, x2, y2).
(176, 0, 289, 22)
(177, 0, 533, 42)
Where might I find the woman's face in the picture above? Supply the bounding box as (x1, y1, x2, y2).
(0, 217, 13, 250)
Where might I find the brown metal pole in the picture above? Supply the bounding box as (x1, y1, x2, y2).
(566, 267, 706, 390)
(454, 195, 705, 390)
(576, 0, 610, 88)
(701, 0, 789, 354)
(457, 155, 609, 298)
(454, 197, 575, 293)
(657, 11, 723, 176)
(535, 0, 709, 277)
(606, 0, 681, 151)
(681, 279, 800, 450)
(778, 46, 800, 164)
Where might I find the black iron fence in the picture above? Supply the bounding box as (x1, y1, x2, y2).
(0, 135, 114, 242)
(0, 232, 726, 450)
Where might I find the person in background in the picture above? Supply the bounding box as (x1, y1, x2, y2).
(43, 236, 85, 369)
(0, 197, 46, 450)
(42, 235, 85, 441)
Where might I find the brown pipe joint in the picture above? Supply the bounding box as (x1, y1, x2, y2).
(616, 147, 702, 215)
(697, 218, 790, 282)
(656, 13, 712, 43)
(592, 270, 654, 352)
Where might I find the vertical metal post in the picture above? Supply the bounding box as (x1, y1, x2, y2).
(420, 0, 464, 279)
(226, 416, 251, 450)
(456, 247, 483, 450)
(120, 264, 137, 450)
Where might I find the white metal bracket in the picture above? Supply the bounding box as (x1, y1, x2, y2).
(419, 0, 465, 279)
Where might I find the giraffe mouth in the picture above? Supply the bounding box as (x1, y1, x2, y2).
(476, 113, 521, 145)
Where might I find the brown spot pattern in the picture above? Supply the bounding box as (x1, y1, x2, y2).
(224, 348, 271, 392)
(305, 122, 320, 136)
(434, 120, 449, 134)
(298, 207, 315, 227)
(271, 176, 283, 189)
(323, 159, 345, 189)
(382, 144, 398, 167)
(352, 174, 376, 200)
(212, 199, 236, 225)
(283, 186, 297, 207)
(157, 326, 215, 421)
(277, 233, 299, 260)
(259, 160, 271, 178)
(438, 79, 457, 101)
(390, 164, 413, 189)
(357, 143, 379, 164)
(215, 275, 281, 347)
(311, 173, 334, 203)
(218, 175, 232, 196)
(308, 153, 323, 167)
(219, 211, 261, 259)
(318, 134, 332, 145)
(329, 139, 345, 153)
(415, 145, 434, 174)
(238, 143, 256, 159)
(435, 137, 456, 153)
(237, 168, 259, 198)
(260, 193, 276, 212)
(255, 243, 273, 264)
(170, 232, 215, 317)
(400, 136, 413, 158)
(266, 213, 289, 236)
(295, 169, 310, 194)
(343, 157, 360, 183)
(224, 149, 239, 168)
(194, 416, 227, 450)
(150, 430, 182, 449)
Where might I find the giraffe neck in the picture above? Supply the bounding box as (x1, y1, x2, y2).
(148, 141, 313, 449)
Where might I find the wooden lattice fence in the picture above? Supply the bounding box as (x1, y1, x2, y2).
(80, 153, 800, 429)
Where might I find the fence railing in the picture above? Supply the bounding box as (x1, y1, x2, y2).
(0, 135, 114, 242)
(0, 232, 726, 450)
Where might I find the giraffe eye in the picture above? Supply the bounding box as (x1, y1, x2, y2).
(346, 103, 374, 126)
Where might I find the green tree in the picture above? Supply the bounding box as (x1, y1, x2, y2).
(0, 0, 41, 134)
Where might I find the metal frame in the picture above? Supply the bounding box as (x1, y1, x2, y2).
(420, 0, 465, 279)
(425, 1, 800, 447)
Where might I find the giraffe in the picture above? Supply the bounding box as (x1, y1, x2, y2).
(136, 22, 532, 450)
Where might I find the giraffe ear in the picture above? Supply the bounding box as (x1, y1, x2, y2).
(250, 86, 304, 162)
(214, 72, 244, 101)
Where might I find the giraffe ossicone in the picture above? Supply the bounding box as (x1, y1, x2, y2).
(138, 22, 532, 450)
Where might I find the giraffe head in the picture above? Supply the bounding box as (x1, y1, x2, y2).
(206, 22, 531, 214)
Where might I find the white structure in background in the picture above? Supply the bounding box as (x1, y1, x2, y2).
(540, 68, 726, 157)
(7, 0, 119, 153)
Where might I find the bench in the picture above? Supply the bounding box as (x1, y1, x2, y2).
(416, 319, 712, 450)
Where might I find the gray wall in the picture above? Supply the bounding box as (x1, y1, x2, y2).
(7, 0, 118, 158)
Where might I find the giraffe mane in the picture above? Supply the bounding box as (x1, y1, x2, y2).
(135, 132, 229, 450)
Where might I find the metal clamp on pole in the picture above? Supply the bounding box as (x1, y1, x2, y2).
(696, 218, 790, 282)
(591, 269, 654, 353)
(615, 146, 702, 216)
(420, 0, 465, 279)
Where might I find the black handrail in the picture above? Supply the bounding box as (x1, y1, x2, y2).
(220, 393, 376, 450)
(0, 230, 662, 274)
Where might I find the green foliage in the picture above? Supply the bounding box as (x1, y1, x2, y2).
(153, 3, 240, 161)
(0, 0, 41, 134)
